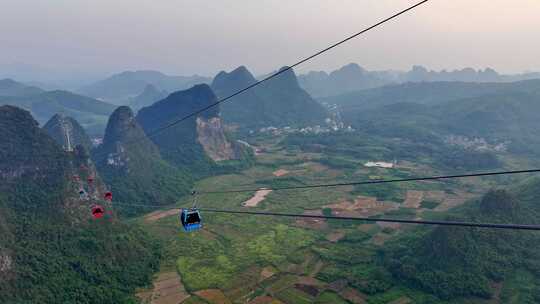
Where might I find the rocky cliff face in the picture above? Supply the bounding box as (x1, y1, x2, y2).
(0, 251, 12, 273)
(196, 116, 242, 161)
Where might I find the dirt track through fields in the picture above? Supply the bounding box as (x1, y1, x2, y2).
(243, 189, 272, 207)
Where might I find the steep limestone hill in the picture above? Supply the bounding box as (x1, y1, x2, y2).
(0, 105, 160, 302)
(211, 66, 328, 129)
(93, 106, 191, 213)
(42, 114, 93, 151)
(136, 84, 246, 175)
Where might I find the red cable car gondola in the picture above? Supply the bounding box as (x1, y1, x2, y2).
(91, 205, 105, 219)
(104, 192, 112, 201)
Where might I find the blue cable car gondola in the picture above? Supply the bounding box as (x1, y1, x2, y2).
(180, 208, 202, 232)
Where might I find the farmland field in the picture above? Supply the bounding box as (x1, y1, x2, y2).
(137, 133, 529, 303)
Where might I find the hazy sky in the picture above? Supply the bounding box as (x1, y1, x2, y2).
(1, 0, 540, 78)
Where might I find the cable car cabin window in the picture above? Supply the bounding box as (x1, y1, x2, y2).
(186, 212, 201, 224)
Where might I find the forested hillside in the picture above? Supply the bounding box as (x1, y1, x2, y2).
(0, 105, 160, 303)
(93, 106, 192, 215)
(383, 186, 540, 302)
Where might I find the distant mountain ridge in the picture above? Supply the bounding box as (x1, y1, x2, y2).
(211, 66, 328, 129)
(79, 70, 211, 102)
(298, 63, 388, 97)
(0, 78, 44, 97)
(0, 81, 116, 135)
(320, 80, 540, 111)
(333, 79, 540, 155)
(299, 63, 540, 98)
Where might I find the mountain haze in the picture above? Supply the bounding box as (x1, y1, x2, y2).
(79, 70, 210, 102)
(298, 63, 388, 97)
(0, 89, 116, 135)
(128, 84, 168, 111)
(299, 63, 540, 98)
(0, 78, 44, 97)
